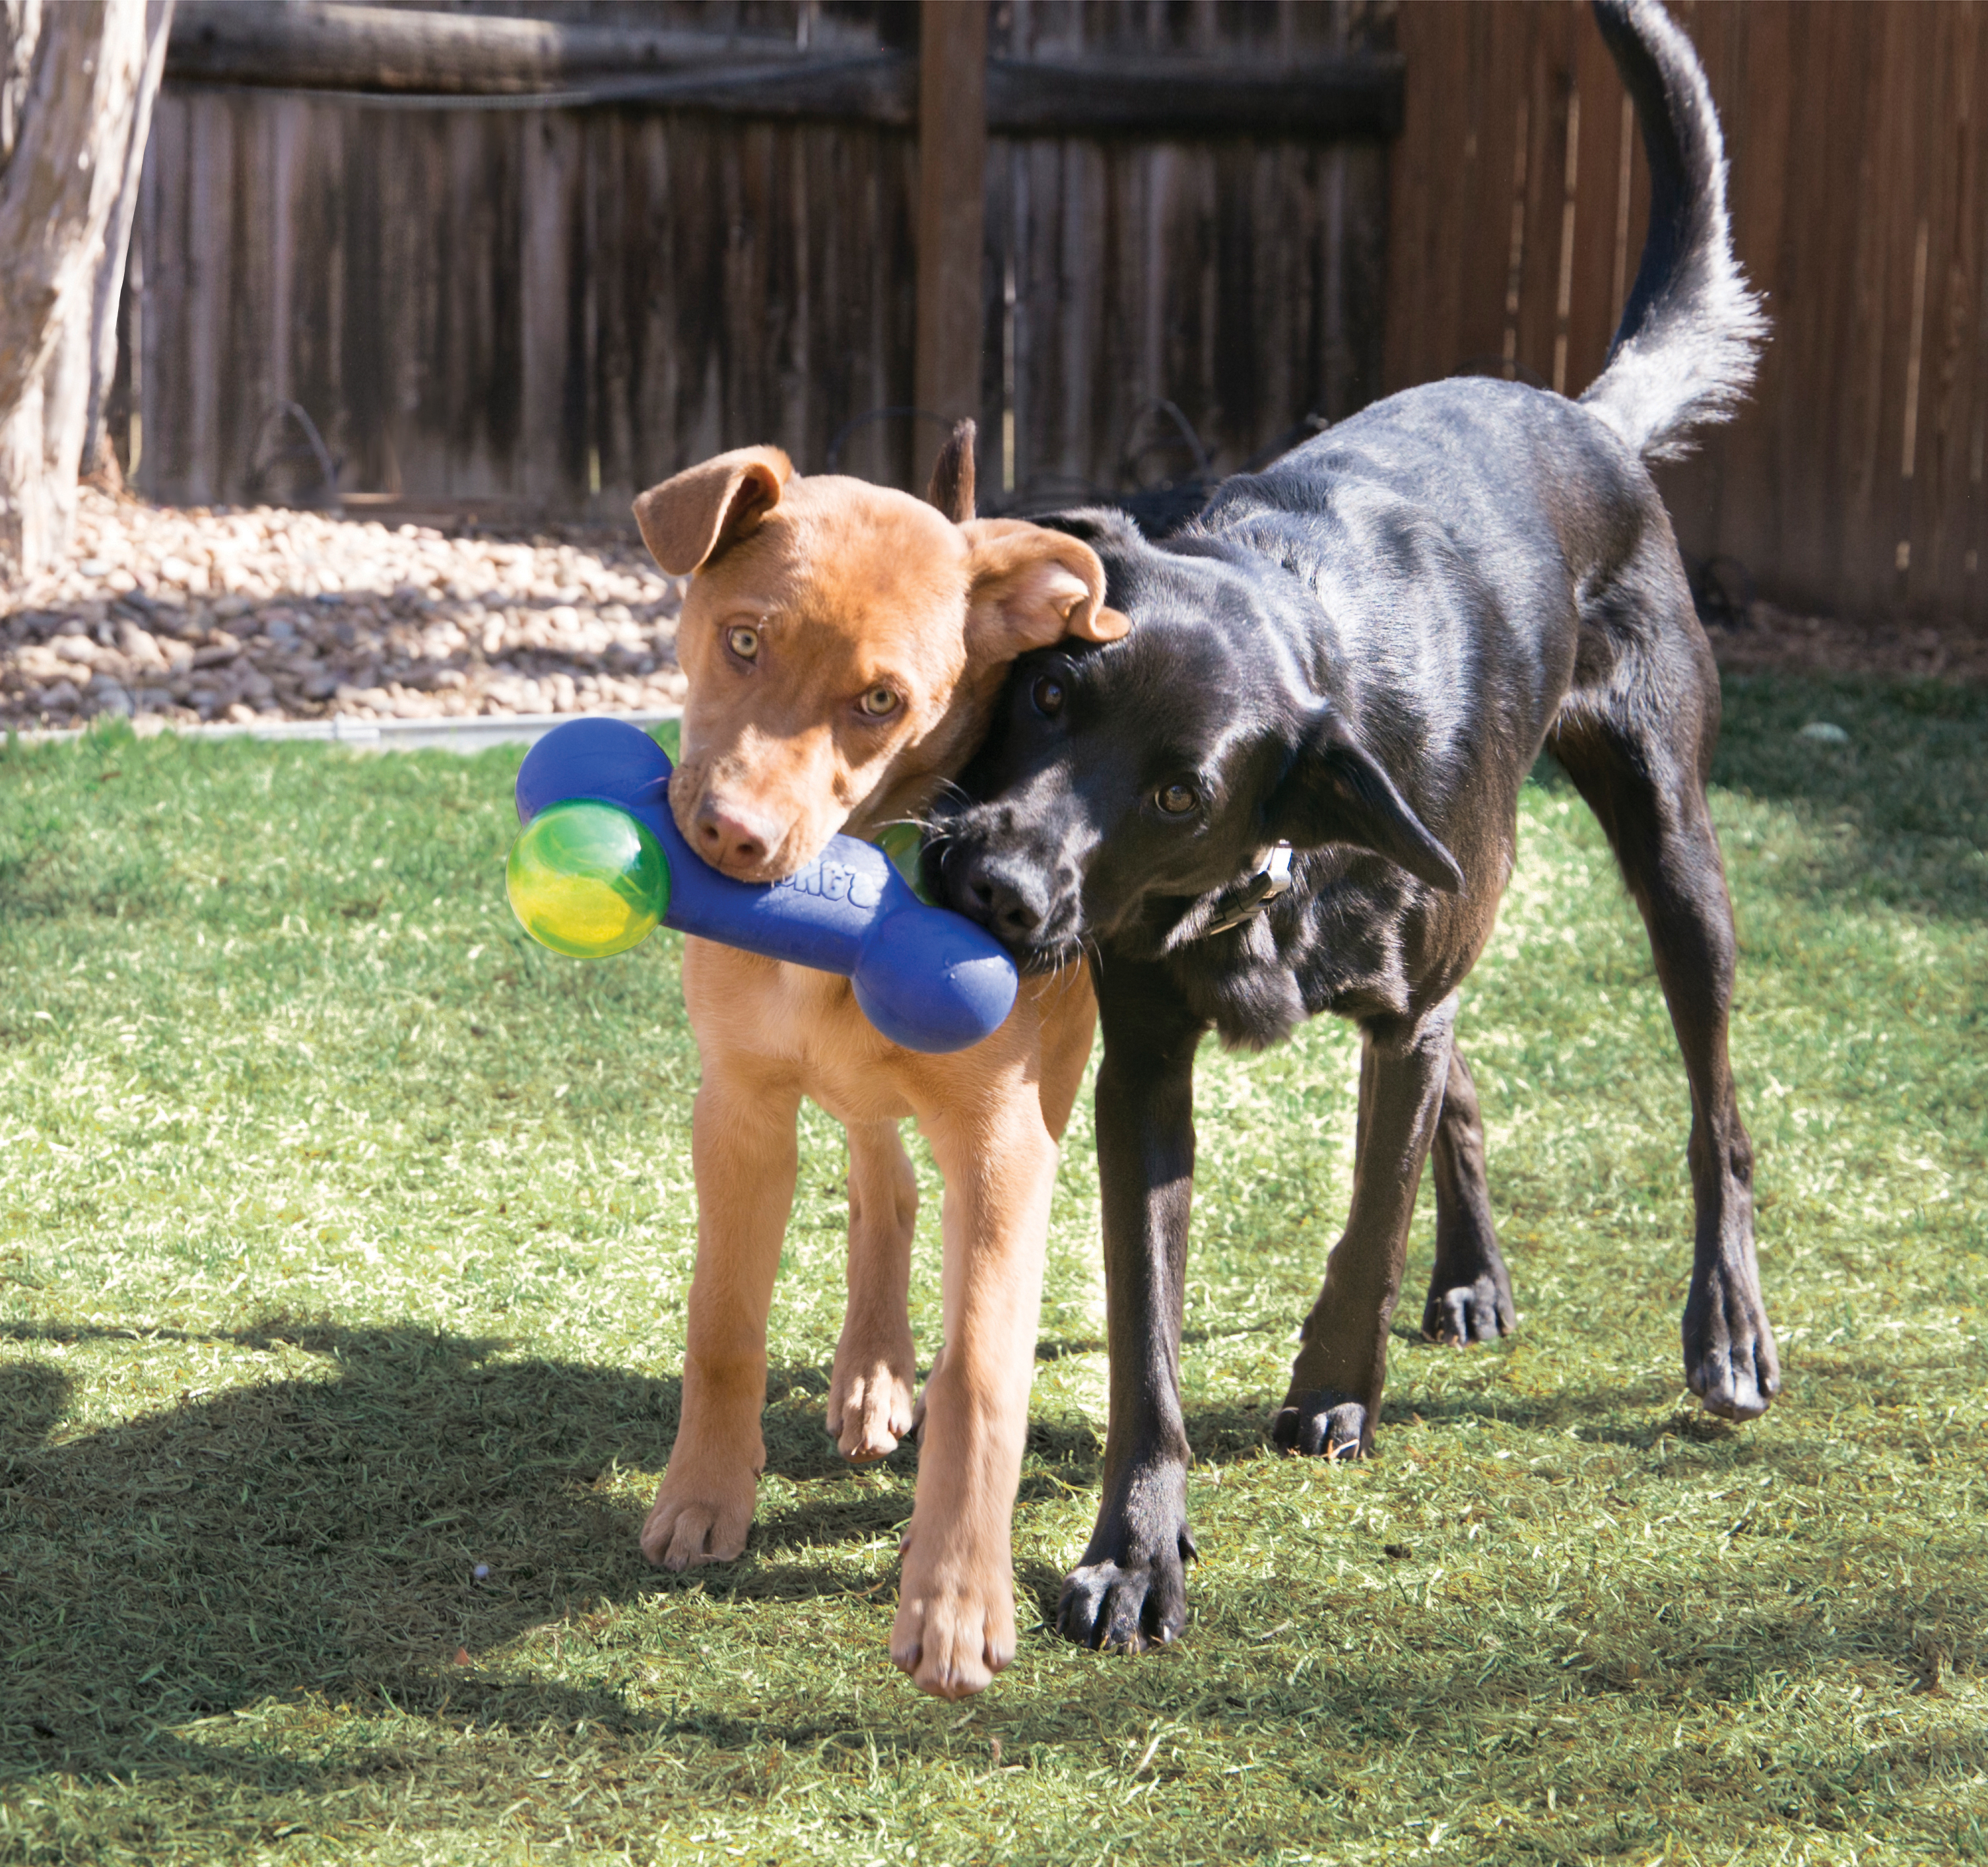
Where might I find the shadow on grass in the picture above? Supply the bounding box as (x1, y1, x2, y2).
(0, 1319, 914, 1779)
(1710, 674, 1987, 823)
(7, 1316, 1984, 1800)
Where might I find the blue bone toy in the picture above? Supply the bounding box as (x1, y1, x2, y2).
(506, 716, 1019, 1054)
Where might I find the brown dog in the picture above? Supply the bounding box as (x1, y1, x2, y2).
(628, 430, 1121, 1697)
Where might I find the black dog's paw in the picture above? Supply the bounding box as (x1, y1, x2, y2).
(1421, 1272, 1514, 1345)
(1057, 1527, 1196, 1653)
(1271, 1391, 1370, 1458)
(1683, 1264, 1780, 1421)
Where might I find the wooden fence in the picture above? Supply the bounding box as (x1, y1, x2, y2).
(1385, 0, 1988, 630)
(125, 0, 1398, 517)
(127, 1, 1988, 630)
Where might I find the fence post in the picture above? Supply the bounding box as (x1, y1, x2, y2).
(914, 0, 987, 495)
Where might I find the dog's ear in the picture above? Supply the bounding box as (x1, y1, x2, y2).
(632, 445, 793, 575)
(926, 419, 977, 523)
(961, 519, 1132, 657)
(1266, 708, 1465, 894)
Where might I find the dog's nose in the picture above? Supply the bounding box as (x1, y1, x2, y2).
(694, 801, 778, 874)
(952, 849, 1050, 944)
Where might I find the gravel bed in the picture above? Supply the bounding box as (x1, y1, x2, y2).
(7, 490, 1981, 736)
(1, 488, 687, 731)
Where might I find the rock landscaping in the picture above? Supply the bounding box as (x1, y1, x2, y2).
(6, 488, 1981, 735)
(1, 487, 687, 731)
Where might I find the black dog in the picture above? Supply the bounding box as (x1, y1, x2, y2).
(929, 0, 1777, 1653)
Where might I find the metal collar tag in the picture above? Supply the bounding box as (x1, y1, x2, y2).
(1201, 841, 1295, 938)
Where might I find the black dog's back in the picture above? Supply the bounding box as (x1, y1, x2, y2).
(1201, 375, 1667, 711)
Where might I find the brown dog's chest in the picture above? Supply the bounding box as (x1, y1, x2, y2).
(680, 939, 925, 1124)
(679, 938, 1093, 1133)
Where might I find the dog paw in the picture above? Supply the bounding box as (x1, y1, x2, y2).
(1683, 1266, 1780, 1421)
(1057, 1534, 1195, 1652)
(1271, 1389, 1371, 1459)
(889, 1541, 1015, 1700)
(1056, 1465, 1197, 1652)
(827, 1348, 916, 1462)
(1422, 1272, 1514, 1345)
(639, 1468, 757, 1571)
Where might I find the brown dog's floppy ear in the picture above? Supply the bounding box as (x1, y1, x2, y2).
(1267, 707, 1465, 894)
(632, 445, 793, 576)
(926, 419, 977, 523)
(962, 519, 1132, 657)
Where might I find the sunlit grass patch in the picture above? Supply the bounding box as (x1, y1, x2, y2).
(1, 678, 1984, 1865)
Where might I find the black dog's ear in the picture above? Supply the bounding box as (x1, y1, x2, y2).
(1266, 709, 1465, 894)
(925, 419, 976, 523)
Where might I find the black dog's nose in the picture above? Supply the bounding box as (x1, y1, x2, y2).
(951, 850, 1048, 944)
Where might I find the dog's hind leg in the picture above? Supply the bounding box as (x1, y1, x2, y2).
(828, 1120, 919, 1461)
(1548, 665, 1779, 1421)
(1275, 997, 1458, 1459)
(1422, 1045, 1517, 1344)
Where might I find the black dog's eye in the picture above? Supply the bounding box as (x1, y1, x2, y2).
(1031, 676, 1065, 718)
(1156, 782, 1199, 816)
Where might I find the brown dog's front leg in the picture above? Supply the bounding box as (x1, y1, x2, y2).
(1275, 995, 1458, 1460)
(828, 1119, 919, 1461)
(641, 1061, 801, 1571)
(890, 1099, 1056, 1700)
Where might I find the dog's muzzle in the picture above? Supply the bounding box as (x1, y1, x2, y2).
(935, 835, 1084, 967)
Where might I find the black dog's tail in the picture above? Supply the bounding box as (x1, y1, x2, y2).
(1579, 0, 1766, 462)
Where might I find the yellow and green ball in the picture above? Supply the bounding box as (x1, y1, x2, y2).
(505, 800, 670, 959)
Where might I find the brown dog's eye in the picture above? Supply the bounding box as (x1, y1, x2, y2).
(1156, 782, 1198, 816)
(1032, 676, 1065, 717)
(859, 685, 900, 719)
(727, 625, 760, 661)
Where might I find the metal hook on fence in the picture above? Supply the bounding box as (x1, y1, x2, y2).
(1118, 397, 1211, 488)
(1239, 412, 1332, 475)
(1689, 554, 1756, 629)
(247, 400, 341, 507)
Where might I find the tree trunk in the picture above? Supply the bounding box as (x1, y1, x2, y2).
(1, 3, 44, 168)
(83, 0, 172, 489)
(0, 0, 169, 585)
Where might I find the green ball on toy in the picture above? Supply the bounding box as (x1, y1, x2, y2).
(506, 719, 1020, 1053)
(505, 798, 671, 959)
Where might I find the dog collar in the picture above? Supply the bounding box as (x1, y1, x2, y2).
(1201, 842, 1294, 938)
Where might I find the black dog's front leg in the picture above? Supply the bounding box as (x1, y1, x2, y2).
(1058, 963, 1207, 1652)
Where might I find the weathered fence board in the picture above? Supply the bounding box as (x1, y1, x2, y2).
(1386, 0, 1988, 630)
(135, 92, 926, 503)
(130, 0, 1988, 634)
(130, 0, 1396, 515)
(985, 133, 1385, 500)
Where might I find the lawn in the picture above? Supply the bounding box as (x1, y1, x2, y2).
(1, 675, 1983, 1866)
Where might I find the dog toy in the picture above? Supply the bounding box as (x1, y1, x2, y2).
(505, 717, 1019, 1055)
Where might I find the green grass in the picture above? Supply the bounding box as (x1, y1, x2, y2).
(1, 676, 1983, 1866)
